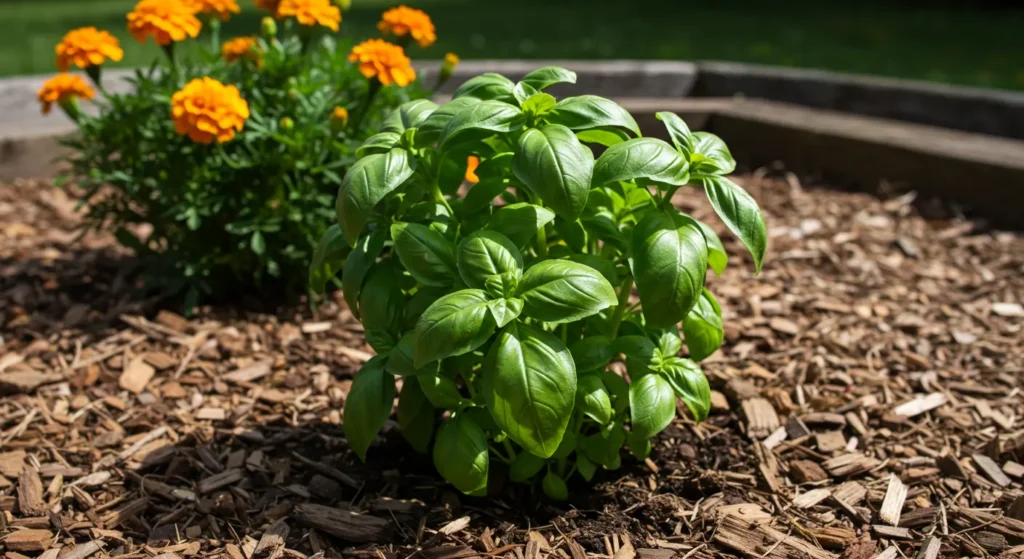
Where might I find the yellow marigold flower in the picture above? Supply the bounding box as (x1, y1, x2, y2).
(348, 39, 417, 87)
(254, 0, 281, 15)
(445, 52, 460, 68)
(171, 77, 250, 144)
(55, 27, 124, 72)
(222, 36, 259, 63)
(37, 74, 95, 115)
(186, 0, 242, 20)
(277, 0, 341, 31)
(465, 156, 480, 183)
(378, 6, 436, 48)
(127, 0, 203, 46)
(332, 106, 349, 124)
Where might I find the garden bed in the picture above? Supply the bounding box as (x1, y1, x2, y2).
(1, 174, 1022, 559)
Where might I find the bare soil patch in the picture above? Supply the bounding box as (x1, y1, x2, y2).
(1, 175, 1022, 559)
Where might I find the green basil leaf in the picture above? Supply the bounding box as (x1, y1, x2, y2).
(660, 357, 711, 422)
(584, 425, 625, 468)
(356, 131, 402, 158)
(522, 66, 577, 90)
(612, 335, 658, 378)
(601, 371, 630, 415)
(567, 254, 619, 285)
(457, 230, 524, 289)
(359, 265, 404, 335)
(542, 471, 569, 501)
(575, 127, 631, 147)
(486, 203, 555, 248)
(420, 373, 470, 410)
(655, 111, 694, 159)
(629, 372, 675, 440)
(344, 356, 395, 461)
(578, 373, 613, 424)
(547, 95, 640, 137)
(487, 297, 523, 328)
(513, 125, 595, 222)
(386, 332, 439, 376)
(522, 92, 557, 117)
(690, 132, 736, 175)
(433, 414, 490, 495)
(570, 336, 613, 372)
(552, 430, 577, 459)
(576, 454, 597, 481)
(336, 148, 415, 245)
(413, 289, 496, 367)
(512, 81, 540, 106)
(462, 177, 509, 215)
(341, 231, 385, 320)
(509, 450, 546, 483)
(592, 138, 689, 188)
(309, 224, 351, 294)
(627, 430, 652, 460)
(452, 72, 516, 103)
(697, 220, 728, 275)
(439, 100, 524, 153)
(516, 260, 617, 324)
(417, 97, 481, 147)
(483, 322, 576, 458)
(397, 376, 434, 453)
(382, 99, 439, 133)
(391, 222, 457, 287)
(654, 326, 682, 357)
(484, 272, 519, 299)
(698, 175, 767, 274)
(631, 210, 708, 328)
(404, 286, 448, 330)
(682, 289, 723, 362)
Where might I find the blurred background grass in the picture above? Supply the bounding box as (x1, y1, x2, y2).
(2, 0, 1022, 90)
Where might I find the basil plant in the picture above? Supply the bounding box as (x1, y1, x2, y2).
(311, 66, 767, 499)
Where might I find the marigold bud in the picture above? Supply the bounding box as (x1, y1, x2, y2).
(261, 16, 278, 39)
(280, 117, 294, 131)
(439, 52, 459, 86)
(330, 106, 349, 132)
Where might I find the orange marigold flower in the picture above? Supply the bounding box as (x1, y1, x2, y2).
(186, 0, 241, 20)
(378, 6, 436, 48)
(127, 0, 202, 46)
(55, 27, 124, 72)
(465, 156, 480, 183)
(332, 106, 349, 122)
(444, 52, 460, 68)
(348, 39, 417, 87)
(222, 36, 259, 63)
(37, 74, 95, 115)
(254, 0, 281, 15)
(171, 77, 250, 144)
(277, 0, 341, 31)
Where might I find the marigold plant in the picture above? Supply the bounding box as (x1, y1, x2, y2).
(49, 2, 452, 308)
(313, 67, 768, 499)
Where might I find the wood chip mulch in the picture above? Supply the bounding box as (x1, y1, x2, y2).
(1, 174, 1022, 559)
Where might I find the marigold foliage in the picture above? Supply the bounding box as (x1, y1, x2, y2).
(56, 27, 124, 72)
(378, 5, 436, 48)
(222, 36, 259, 63)
(278, 0, 341, 31)
(127, 0, 203, 46)
(171, 78, 251, 144)
(55, 1, 436, 307)
(186, 0, 242, 20)
(349, 39, 417, 86)
(37, 74, 95, 114)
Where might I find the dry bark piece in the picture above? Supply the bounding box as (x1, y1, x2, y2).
(870, 525, 911, 539)
(3, 529, 54, 551)
(714, 514, 836, 559)
(878, 474, 907, 526)
(292, 504, 391, 543)
(892, 393, 947, 417)
(971, 453, 1011, 487)
(119, 356, 155, 394)
(816, 431, 847, 453)
(222, 361, 272, 384)
(17, 465, 45, 516)
(253, 518, 290, 559)
(0, 450, 27, 477)
(790, 460, 829, 483)
(0, 370, 64, 395)
(742, 398, 780, 439)
(198, 468, 245, 494)
(823, 453, 881, 477)
(914, 537, 941, 559)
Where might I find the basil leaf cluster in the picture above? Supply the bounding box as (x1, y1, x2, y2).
(313, 66, 768, 499)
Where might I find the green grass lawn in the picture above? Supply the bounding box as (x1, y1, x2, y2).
(2, 0, 1023, 90)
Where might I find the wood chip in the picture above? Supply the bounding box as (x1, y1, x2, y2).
(292, 504, 391, 543)
(790, 460, 829, 483)
(971, 453, 1011, 487)
(439, 516, 471, 536)
(991, 302, 1024, 317)
(871, 525, 911, 539)
(741, 398, 780, 439)
(197, 468, 245, 494)
(253, 519, 289, 559)
(914, 537, 941, 559)
(1004, 461, 1024, 479)
(823, 453, 881, 477)
(0, 370, 64, 395)
(3, 529, 54, 551)
(17, 465, 45, 516)
(893, 393, 948, 417)
(222, 361, 272, 384)
(119, 357, 155, 394)
(878, 474, 907, 526)
(793, 488, 832, 509)
(815, 431, 847, 453)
